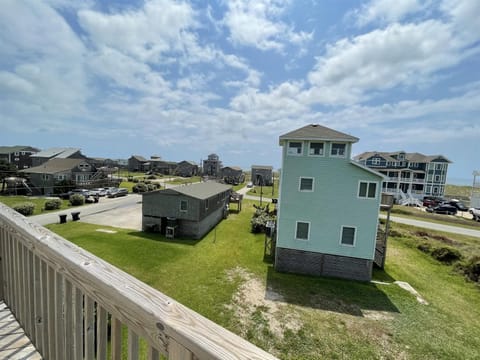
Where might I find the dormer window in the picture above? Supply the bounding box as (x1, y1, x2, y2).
(331, 143, 346, 157)
(287, 141, 303, 156)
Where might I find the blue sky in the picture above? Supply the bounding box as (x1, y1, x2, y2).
(1, 0, 479, 184)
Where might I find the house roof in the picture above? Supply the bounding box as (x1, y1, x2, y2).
(30, 147, 81, 159)
(279, 124, 359, 144)
(130, 155, 147, 162)
(222, 166, 242, 171)
(350, 161, 385, 179)
(178, 160, 197, 166)
(355, 151, 452, 164)
(0, 145, 39, 154)
(252, 165, 273, 170)
(20, 158, 88, 174)
(145, 182, 231, 200)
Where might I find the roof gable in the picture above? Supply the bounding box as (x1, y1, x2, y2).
(20, 158, 91, 174)
(279, 124, 358, 144)
(145, 182, 231, 200)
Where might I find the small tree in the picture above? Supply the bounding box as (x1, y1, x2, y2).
(13, 202, 36, 216)
(69, 194, 85, 206)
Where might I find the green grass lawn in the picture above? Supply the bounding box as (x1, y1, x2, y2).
(46, 202, 480, 359)
(247, 184, 279, 199)
(0, 195, 72, 215)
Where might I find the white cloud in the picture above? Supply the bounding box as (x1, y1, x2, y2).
(351, 0, 428, 27)
(307, 20, 464, 105)
(223, 0, 312, 51)
(441, 0, 480, 43)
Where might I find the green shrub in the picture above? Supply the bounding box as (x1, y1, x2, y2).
(147, 183, 157, 191)
(147, 174, 157, 179)
(431, 246, 462, 264)
(13, 202, 35, 216)
(127, 176, 134, 181)
(417, 242, 432, 253)
(44, 199, 62, 210)
(132, 178, 139, 183)
(456, 257, 480, 283)
(133, 183, 148, 193)
(69, 194, 85, 206)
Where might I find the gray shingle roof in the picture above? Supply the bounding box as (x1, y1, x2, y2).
(0, 146, 39, 154)
(252, 165, 273, 170)
(30, 147, 80, 159)
(20, 158, 88, 174)
(355, 151, 452, 163)
(279, 124, 359, 143)
(145, 182, 231, 200)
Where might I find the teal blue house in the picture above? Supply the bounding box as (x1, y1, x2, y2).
(275, 124, 384, 281)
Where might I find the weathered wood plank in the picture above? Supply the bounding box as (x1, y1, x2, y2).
(97, 305, 108, 360)
(169, 338, 193, 360)
(0, 227, 4, 301)
(128, 329, 139, 360)
(111, 316, 123, 360)
(55, 272, 66, 360)
(0, 301, 42, 359)
(148, 346, 160, 360)
(47, 265, 55, 359)
(40, 259, 49, 358)
(0, 202, 278, 360)
(85, 296, 95, 360)
(27, 249, 36, 342)
(73, 286, 83, 360)
(64, 279, 74, 360)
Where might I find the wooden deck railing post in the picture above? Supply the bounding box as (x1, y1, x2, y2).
(0, 227, 3, 301)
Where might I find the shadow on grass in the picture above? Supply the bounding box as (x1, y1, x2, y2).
(126, 230, 200, 246)
(265, 266, 399, 317)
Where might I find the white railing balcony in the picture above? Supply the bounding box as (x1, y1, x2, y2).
(0, 203, 277, 360)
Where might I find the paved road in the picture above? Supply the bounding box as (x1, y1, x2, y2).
(380, 214, 480, 238)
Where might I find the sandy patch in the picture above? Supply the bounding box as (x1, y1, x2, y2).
(395, 281, 429, 305)
(225, 267, 301, 339)
(96, 229, 117, 234)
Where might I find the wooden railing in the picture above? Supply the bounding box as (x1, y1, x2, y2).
(0, 203, 278, 360)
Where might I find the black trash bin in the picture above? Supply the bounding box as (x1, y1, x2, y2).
(59, 214, 67, 224)
(71, 211, 81, 221)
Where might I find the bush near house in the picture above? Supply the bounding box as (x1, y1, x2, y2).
(132, 182, 161, 193)
(69, 194, 85, 206)
(250, 204, 275, 233)
(13, 202, 36, 216)
(44, 199, 62, 211)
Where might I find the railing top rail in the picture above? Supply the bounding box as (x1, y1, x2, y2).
(0, 203, 277, 360)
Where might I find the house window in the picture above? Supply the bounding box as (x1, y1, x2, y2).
(341, 226, 356, 246)
(309, 142, 324, 156)
(180, 200, 188, 212)
(371, 158, 381, 165)
(330, 143, 346, 157)
(14, 158, 20, 161)
(14, 152, 19, 156)
(358, 181, 377, 199)
(299, 177, 314, 192)
(287, 141, 303, 156)
(295, 221, 310, 241)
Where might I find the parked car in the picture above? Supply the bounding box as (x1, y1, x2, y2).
(107, 188, 128, 198)
(469, 208, 480, 221)
(105, 187, 118, 196)
(422, 196, 445, 207)
(426, 204, 458, 215)
(447, 199, 469, 212)
(89, 188, 107, 197)
(246, 182, 253, 188)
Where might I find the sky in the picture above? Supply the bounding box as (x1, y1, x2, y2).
(1, 0, 479, 184)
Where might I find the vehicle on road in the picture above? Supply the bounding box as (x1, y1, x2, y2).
(89, 188, 107, 197)
(422, 196, 445, 207)
(426, 204, 458, 215)
(246, 182, 253, 188)
(447, 199, 469, 212)
(107, 188, 128, 198)
(469, 208, 480, 221)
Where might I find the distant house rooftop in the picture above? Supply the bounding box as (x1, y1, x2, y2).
(30, 147, 81, 159)
(145, 182, 231, 200)
(20, 158, 87, 174)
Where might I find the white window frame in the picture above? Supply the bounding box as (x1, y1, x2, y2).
(299, 177, 314, 192)
(357, 181, 378, 199)
(371, 158, 381, 165)
(180, 200, 188, 212)
(330, 143, 346, 158)
(340, 226, 356, 247)
(295, 221, 310, 241)
(308, 142, 324, 157)
(287, 141, 303, 156)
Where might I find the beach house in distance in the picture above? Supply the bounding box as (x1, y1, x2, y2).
(276, 124, 384, 281)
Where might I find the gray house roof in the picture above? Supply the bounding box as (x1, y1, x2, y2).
(30, 147, 81, 159)
(279, 124, 359, 144)
(130, 155, 147, 162)
(252, 165, 273, 170)
(20, 158, 88, 174)
(355, 151, 452, 164)
(145, 182, 231, 200)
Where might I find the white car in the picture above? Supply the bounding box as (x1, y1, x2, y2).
(469, 207, 480, 221)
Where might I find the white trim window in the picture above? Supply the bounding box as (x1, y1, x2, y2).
(295, 221, 310, 241)
(287, 141, 303, 156)
(299, 177, 314, 192)
(308, 142, 324, 156)
(330, 143, 346, 157)
(340, 226, 356, 246)
(358, 181, 377, 199)
(180, 200, 188, 212)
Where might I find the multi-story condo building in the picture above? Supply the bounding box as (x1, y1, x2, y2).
(354, 151, 451, 198)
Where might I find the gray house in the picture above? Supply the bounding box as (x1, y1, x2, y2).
(203, 154, 222, 177)
(175, 161, 199, 177)
(30, 147, 85, 167)
(20, 158, 97, 195)
(142, 182, 232, 239)
(128, 155, 148, 172)
(251, 165, 273, 186)
(0, 146, 39, 170)
(221, 166, 245, 185)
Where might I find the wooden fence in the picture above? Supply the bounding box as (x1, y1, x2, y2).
(0, 203, 278, 359)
